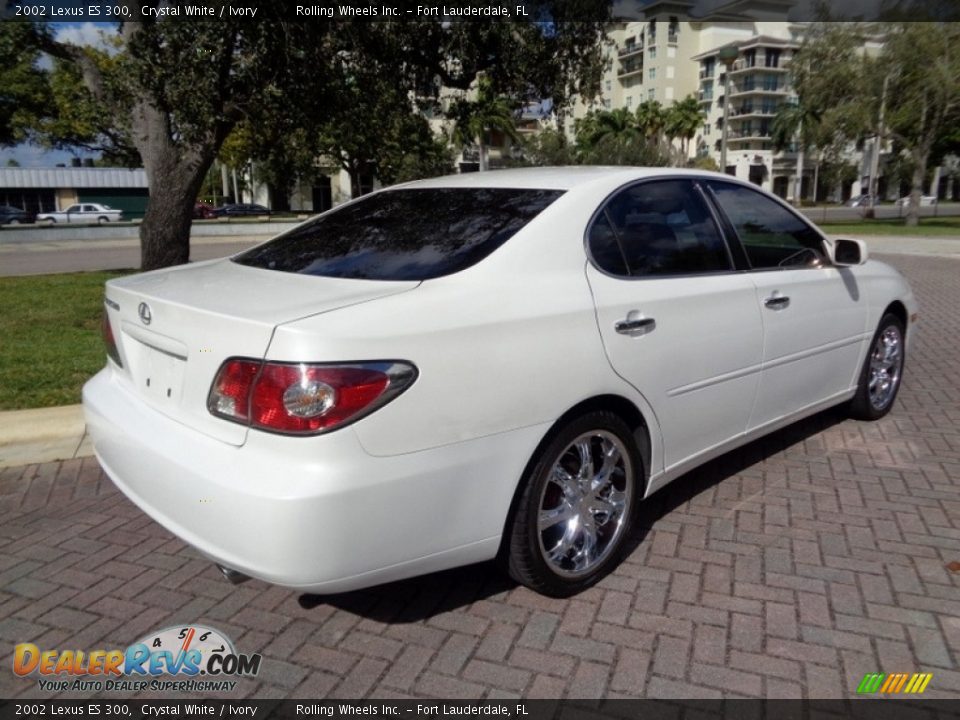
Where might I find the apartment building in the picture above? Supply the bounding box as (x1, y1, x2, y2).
(695, 33, 803, 197)
(567, 1, 864, 201)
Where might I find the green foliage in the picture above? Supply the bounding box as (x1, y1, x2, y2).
(0, 23, 50, 146)
(520, 127, 577, 166)
(663, 95, 704, 160)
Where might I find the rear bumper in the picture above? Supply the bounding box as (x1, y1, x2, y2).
(83, 367, 546, 593)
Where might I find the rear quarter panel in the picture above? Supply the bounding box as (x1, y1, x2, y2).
(265, 187, 660, 460)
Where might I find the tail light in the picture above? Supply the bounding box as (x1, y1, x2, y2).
(101, 310, 123, 367)
(208, 359, 417, 435)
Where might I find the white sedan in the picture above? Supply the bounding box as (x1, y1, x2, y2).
(83, 168, 916, 597)
(37, 203, 124, 224)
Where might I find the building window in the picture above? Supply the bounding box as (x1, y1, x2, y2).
(604, 99, 611, 109)
(766, 49, 781, 68)
(648, 88, 655, 100)
(606, 80, 612, 92)
(649, 67, 656, 80)
(649, 47, 657, 59)
(703, 123, 711, 135)
(626, 95, 633, 107)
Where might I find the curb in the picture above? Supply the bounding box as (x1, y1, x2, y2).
(0, 404, 92, 469)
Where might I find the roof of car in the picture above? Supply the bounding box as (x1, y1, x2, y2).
(396, 166, 732, 191)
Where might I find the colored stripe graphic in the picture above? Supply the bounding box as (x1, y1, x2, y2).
(857, 673, 885, 693)
(857, 672, 932, 694)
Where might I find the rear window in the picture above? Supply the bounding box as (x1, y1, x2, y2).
(232, 188, 564, 281)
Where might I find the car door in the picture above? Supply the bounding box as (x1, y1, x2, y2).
(586, 178, 764, 474)
(704, 181, 869, 431)
(63, 204, 81, 222)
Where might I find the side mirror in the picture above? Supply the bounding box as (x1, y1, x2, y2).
(831, 238, 868, 266)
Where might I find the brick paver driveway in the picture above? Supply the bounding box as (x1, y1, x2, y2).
(1, 254, 958, 701)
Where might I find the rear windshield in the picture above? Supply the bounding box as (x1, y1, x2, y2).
(232, 188, 564, 281)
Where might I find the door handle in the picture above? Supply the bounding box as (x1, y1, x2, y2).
(615, 317, 656, 335)
(764, 295, 790, 310)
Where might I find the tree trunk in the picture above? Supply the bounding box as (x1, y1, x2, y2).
(813, 158, 820, 205)
(906, 148, 928, 228)
(140, 150, 211, 271)
(348, 164, 362, 198)
(478, 139, 488, 172)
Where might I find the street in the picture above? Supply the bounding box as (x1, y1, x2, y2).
(0, 253, 958, 700)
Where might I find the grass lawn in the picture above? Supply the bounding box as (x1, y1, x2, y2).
(818, 217, 960, 237)
(0, 270, 132, 410)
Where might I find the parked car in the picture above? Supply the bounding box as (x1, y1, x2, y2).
(0, 205, 36, 225)
(210, 203, 272, 217)
(193, 202, 216, 220)
(897, 194, 937, 207)
(84, 168, 916, 597)
(847, 194, 877, 208)
(37, 203, 123, 224)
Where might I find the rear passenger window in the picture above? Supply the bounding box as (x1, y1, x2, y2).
(706, 181, 826, 269)
(588, 179, 731, 277)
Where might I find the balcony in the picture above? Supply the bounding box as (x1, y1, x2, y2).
(618, 59, 644, 78)
(667, 31, 678, 45)
(698, 90, 714, 102)
(728, 82, 790, 97)
(618, 43, 644, 59)
(729, 105, 779, 117)
(699, 67, 715, 79)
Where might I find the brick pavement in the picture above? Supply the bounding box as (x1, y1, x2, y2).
(0, 254, 958, 701)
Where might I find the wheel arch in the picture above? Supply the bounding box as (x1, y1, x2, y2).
(496, 393, 653, 560)
(882, 300, 908, 329)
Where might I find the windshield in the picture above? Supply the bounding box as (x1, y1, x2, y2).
(232, 187, 564, 281)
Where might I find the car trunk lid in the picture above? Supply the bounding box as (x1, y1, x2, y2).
(103, 258, 418, 445)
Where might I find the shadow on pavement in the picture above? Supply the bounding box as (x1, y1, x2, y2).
(299, 406, 850, 621)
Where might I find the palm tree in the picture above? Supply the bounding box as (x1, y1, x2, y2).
(664, 95, 705, 165)
(450, 76, 519, 172)
(635, 100, 666, 142)
(577, 107, 641, 148)
(771, 101, 821, 204)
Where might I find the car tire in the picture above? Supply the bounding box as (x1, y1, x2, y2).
(8, 219, 19, 225)
(848, 313, 905, 421)
(98, 217, 109, 224)
(505, 411, 642, 597)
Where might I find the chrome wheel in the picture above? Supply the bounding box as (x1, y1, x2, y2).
(868, 325, 903, 410)
(536, 430, 632, 578)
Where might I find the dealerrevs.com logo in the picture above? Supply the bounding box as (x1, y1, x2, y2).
(12, 624, 261, 693)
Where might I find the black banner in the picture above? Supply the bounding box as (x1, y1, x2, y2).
(2, 0, 960, 22)
(2, 699, 960, 720)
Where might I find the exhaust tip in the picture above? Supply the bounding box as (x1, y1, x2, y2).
(217, 564, 250, 585)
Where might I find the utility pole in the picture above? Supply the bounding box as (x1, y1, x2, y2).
(866, 72, 890, 219)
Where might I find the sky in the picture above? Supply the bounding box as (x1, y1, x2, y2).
(1, 23, 115, 168)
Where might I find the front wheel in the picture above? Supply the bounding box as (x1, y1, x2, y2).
(8, 219, 19, 225)
(849, 313, 905, 420)
(98, 217, 109, 224)
(505, 411, 642, 597)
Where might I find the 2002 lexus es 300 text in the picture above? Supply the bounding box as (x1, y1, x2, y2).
(83, 168, 916, 597)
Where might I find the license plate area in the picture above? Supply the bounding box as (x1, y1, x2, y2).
(125, 337, 188, 406)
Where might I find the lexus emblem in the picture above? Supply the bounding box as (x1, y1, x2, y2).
(138, 302, 152, 325)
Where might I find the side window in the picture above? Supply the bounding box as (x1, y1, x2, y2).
(66, 205, 80, 213)
(588, 179, 732, 277)
(706, 181, 826, 269)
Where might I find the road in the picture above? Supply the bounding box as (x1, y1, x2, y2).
(1, 253, 958, 700)
(0, 237, 265, 277)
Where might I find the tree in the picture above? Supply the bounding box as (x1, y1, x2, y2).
(450, 76, 521, 172)
(635, 99, 666, 146)
(0, 23, 50, 147)
(664, 95, 704, 163)
(17, 14, 607, 270)
(28, 17, 326, 269)
(575, 107, 641, 149)
(520, 127, 577, 166)
(876, 24, 960, 225)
